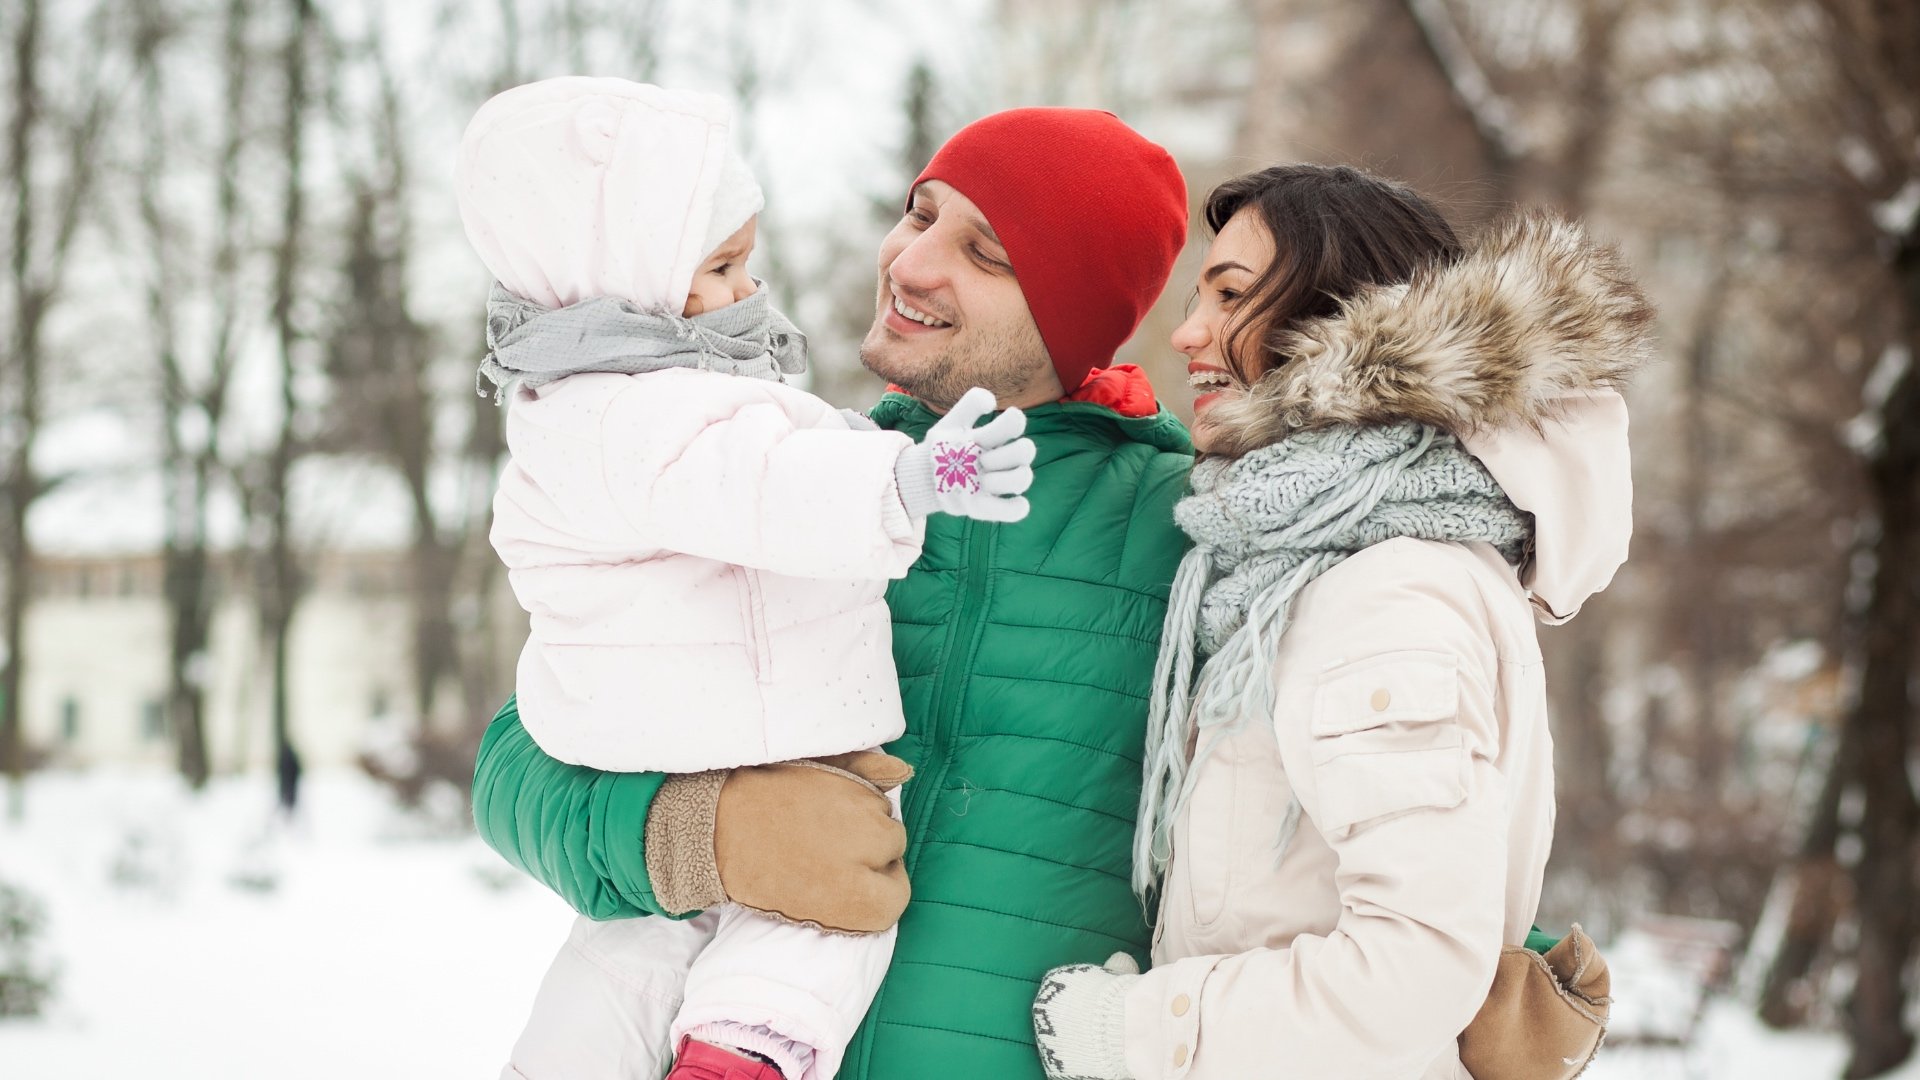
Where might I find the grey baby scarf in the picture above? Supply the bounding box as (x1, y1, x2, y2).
(478, 279, 808, 401)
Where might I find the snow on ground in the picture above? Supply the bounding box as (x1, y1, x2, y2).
(1591, 1000, 1849, 1080)
(0, 769, 577, 1079)
(2, 769, 1915, 1080)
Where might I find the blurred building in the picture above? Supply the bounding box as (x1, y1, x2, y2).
(17, 549, 511, 772)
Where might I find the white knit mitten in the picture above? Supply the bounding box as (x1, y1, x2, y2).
(894, 386, 1035, 523)
(1032, 952, 1140, 1080)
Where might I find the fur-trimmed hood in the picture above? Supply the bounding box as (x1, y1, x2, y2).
(1199, 211, 1657, 623)
(1200, 211, 1654, 449)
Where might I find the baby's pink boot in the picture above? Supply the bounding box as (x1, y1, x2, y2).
(665, 1036, 786, 1080)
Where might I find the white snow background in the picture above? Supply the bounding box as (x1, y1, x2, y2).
(0, 770, 574, 1078)
(0, 768, 1907, 1080)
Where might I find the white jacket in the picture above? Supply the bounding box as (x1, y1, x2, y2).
(1126, 213, 1653, 1080)
(491, 368, 922, 772)
(459, 80, 921, 772)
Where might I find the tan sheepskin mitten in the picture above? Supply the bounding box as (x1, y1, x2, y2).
(643, 752, 912, 934)
(1459, 924, 1612, 1080)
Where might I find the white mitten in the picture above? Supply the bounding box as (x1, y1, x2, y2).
(894, 386, 1035, 523)
(1032, 952, 1140, 1080)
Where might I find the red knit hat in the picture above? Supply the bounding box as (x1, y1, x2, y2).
(911, 108, 1189, 393)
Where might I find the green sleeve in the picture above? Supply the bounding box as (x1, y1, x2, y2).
(471, 694, 684, 920)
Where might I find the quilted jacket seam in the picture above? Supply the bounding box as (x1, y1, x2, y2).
(876, 1017, 1039, 1046)
(985, 617, 1163, 646)
(918, 838, 1133, 885)
(1037, 450, 1112, 571)
(953, 729, 1143, 766)
(906, 897, 1143, 947)
(968, 670, 1148, 701)
(944, 783, 1139, 826)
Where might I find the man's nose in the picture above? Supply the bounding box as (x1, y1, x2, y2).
(886, 230, 950, 295)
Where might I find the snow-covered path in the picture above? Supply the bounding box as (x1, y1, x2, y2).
(0, 769, 575, 1079)
(1591, 1002, 1848, 1079)
(1, 769, 1908, 1080)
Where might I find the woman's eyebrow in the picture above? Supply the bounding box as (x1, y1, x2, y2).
(1203, 261, 1252, 282)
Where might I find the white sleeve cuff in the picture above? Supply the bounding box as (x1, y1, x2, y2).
(1124, 954, 1227, 1079)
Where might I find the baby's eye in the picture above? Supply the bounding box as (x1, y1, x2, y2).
(710, 263, 733, 276)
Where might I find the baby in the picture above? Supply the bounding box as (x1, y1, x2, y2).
(457, 78, 1034, 1080)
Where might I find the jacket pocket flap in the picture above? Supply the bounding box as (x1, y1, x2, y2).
(1307, 650, 1468, 834)
(1310, 650, 1459, 738)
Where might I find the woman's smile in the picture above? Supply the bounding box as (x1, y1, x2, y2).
(1187, 362, 1236, 415)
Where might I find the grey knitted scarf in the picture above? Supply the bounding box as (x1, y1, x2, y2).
(478, 279, 807, 402)
(1133, 422, 1534, 897)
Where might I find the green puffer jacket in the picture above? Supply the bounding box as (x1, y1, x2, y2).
(472, 383, 1193, 1079)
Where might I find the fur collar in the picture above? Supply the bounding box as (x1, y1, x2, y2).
(1200, 211, 1656, 456)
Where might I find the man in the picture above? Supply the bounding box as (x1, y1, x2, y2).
(474, 107, 1193, 1079)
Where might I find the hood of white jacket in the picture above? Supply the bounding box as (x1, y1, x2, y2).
(455, 77, 755, 313)
(1463, 389, 1632, 623)
(1201, 211, 1657, 623)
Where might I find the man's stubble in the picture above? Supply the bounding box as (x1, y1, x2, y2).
(859, 320, 1052, 413)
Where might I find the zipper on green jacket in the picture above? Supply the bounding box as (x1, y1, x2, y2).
(851, 518, 996, 1077)
(902, 518, 995, 869)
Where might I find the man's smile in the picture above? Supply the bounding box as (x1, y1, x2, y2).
(884, 287, 956, 335)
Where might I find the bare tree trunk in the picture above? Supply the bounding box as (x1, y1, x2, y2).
(374, 60, 462, 742)
(495, 0, 522, 85)
(1839, 239, 1920, 1078)
(374, 35, 461, 750)
(1679, 259, 1733, 797)
(1541, 605, 1629, 929)
(260, 0, 314, 813)
(1391, 0, 1519, 203)
(132, 0, 252, 789)
(0, 0, 45, 823)
(1758, 710, 1855, 1027)
(1543, 0, 1625, 215)
(2, 0, 110, 818)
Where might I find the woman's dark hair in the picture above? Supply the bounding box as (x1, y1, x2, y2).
(1205, 165, 1463, 384)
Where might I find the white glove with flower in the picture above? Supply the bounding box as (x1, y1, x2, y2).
(893, 386, 1035, 523)
(1032, 951, 1141, 1080)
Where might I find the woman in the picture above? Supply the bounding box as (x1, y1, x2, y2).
(1029, 165, 1652, 1079)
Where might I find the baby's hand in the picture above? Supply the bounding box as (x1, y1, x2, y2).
(894, 387, 1036, 523)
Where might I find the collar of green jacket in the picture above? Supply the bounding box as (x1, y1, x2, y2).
(868, 389, 1192, 456)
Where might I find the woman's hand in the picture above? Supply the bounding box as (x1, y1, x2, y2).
(1032, 952, 1142, 1080)
(644, 751, 912, 933)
